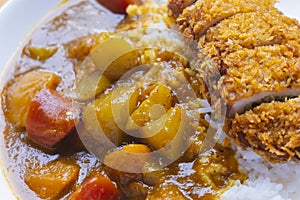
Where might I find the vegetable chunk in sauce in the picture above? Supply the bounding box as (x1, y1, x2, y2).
(25, 160, 80, 199)
(26, 88, 80, 149)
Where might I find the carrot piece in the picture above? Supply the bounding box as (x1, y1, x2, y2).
(69, 173, 120, 200)
(25, 88, 80, 148)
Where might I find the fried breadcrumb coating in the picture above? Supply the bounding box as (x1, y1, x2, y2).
(168, 0, 196, 18)
(198, 8, 300, 59)
(220, 45, 300, 107)
(176, 0, 277, 40)
(229, 97, 300, 162)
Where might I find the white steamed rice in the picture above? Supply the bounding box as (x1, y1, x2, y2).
(221, 148, 300, 200)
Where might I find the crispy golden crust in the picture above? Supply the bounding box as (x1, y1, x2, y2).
(168, 0, 196, 18)
(176, 0, 277, 40)
(220, 45, 300, 106)
(199, 9, 300, 58)
(169, 0, 300, 163)
(196, 44, 300, 115)
(196, 9, 300, 106)
(229, 97, 300, 162)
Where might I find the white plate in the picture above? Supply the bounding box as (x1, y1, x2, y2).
(0, 0, 61, 199)
(0, 0, 299, 199)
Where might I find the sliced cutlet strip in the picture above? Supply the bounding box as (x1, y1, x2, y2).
(168, 0, 197, 18)
(176, 0, 277, 40)
(198, 8, 300, 59)
(228, 97, 300, 162)
(197, 8, 300, 95)
(219, 45, 300, 117)
(196, 44, 300, 116)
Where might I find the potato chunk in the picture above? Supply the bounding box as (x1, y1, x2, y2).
(146, 184, 187, 200)
(82, 84, 141, 145)
(104, 144, 152, 184)
(26, 88, 80, 149)
(23, 45, 58, 61)
(126, 84, 172, 131)
(141, 106, 188, 158)
(25, 160, 79, 200)
(74, 74, 111, 101)
(82, 92, 124, 146)
(3, 71, 60, 127)
(91, 37, 133, 81)
(110, 85, 141, 129)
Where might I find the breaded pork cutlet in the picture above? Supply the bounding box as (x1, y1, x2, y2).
(168, 0, 300, 162)
(204, 45, 300, 162)
(199, 44, 300, 118)
(220, 45, 300, 117)
(174, 0, 276, 40)
(198, 8, 300, 60)
(196, 8, 300, 100)
(229, 97, 300, 162)
(168, 0, 196, 18)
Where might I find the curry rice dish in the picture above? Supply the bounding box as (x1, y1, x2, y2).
(1, 0, 300, 199)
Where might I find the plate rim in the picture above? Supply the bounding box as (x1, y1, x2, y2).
(0, 0, 299, 199)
